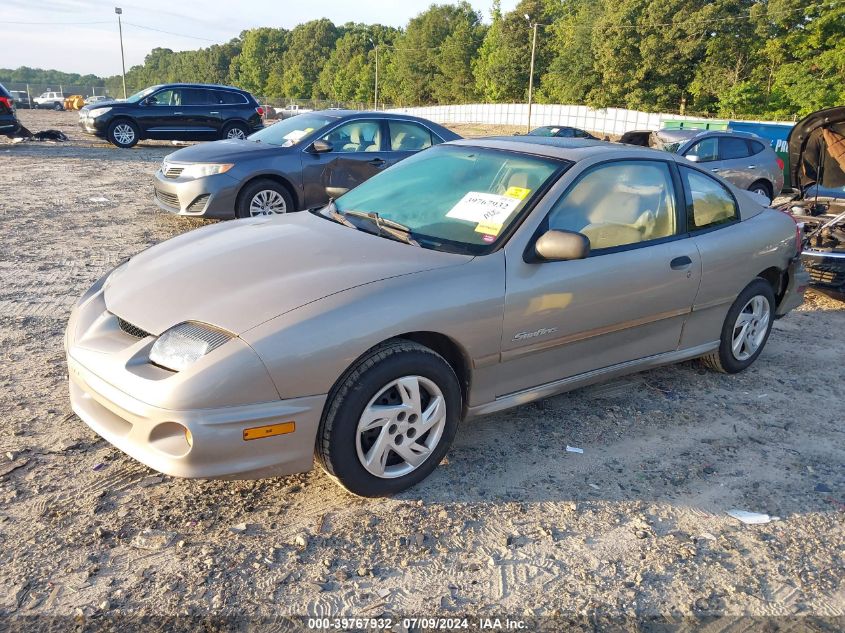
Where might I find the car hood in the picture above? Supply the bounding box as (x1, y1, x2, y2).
(105, 212, 471, 335)
(788, 106, 845, 193)
(165, 138, 282, 163)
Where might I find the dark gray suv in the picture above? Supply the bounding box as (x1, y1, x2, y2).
(152, 110, 460, 219)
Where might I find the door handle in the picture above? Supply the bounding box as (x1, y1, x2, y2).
(711, 168, 720, 172)
(747, 165, 756, 169)
(367, 158, 386, 165)
(670, 255, 693, 270)
(210, 111, 219, 115)
(174, 112, 183, 115)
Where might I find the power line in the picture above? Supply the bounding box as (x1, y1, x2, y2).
(0, 20, 111, 25)
(121, 21, 218, 42)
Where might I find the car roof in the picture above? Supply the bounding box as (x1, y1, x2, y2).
(448, 136, 672, 161)
(155, 83, 251, 93)
(659, 128, 764, 142)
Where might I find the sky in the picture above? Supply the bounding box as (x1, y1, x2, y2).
(2, 0, 521, 77)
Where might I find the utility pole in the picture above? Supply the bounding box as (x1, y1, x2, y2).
(525, 16, 538, 133)
(369, 38, 379, 110)
(115, 7, 127, 99)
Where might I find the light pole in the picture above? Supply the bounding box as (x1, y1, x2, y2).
(525, 14, 538, 133)
(115, 7, 127, 99)
(369, 38, 379, 110)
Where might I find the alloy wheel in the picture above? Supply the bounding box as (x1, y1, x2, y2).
(730, 295, 770, 361)
(227, 127, 247, 140)
(355, 375, 447, 479)
(249, 190, 287, 215)
(113, 124, 135, 145)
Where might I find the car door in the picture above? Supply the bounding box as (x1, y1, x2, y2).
(180, 88, 217, 139)
(498, 159, 703, 397)
(385, 119, 436, 166)
(714, 136, 755, 188)
(136, 88, 181, 139)
(299, 118, 388, 208)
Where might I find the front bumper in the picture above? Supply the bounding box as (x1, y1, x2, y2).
(152, 168, 240, 219)
(802, 250, 845, 298)
(78, 114, 107, 137)
(65, 286, 325, 480)
(68, 356, 324, 479)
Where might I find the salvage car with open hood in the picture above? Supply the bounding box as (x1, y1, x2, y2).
(781, 106, 845, 299)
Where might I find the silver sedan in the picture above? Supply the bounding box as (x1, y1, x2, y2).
(66, 137, 808, 496)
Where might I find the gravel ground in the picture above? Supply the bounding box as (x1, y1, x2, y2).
(0, 110, 843, 631)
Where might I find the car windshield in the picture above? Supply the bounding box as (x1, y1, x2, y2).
(248, 113, 337, 147)
(528, 127, 556, 137)
(126, 86, 160, 103)
(331, 145, 564, 254)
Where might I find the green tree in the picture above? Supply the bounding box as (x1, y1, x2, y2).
(230, 28, 287, 95)
(279, 19, 339, 98)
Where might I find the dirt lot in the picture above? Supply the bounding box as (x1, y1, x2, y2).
(0, 110, 843, 630)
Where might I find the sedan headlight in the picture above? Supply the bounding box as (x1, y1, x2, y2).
(90, 107, 112, 118)
(180, 163, 235, 179)
(149, 322, 233, 372)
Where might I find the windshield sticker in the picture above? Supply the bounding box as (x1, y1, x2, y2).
(283, 129, 308, 142)
(505, 186, 531, 200)
(481, 233, 496, 243)
(446, 191, 523, 226)
(475, 220, 504, 236)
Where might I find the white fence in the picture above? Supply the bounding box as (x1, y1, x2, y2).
(384, 103, 699, 137)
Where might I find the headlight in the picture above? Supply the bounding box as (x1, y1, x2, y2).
(90, 107, 112, 118)
(180, 163, 234, 179)
(149, 322, 233, 372)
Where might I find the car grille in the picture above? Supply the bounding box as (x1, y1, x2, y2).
(155, 189, 180, 209)
(187, 194, 210, 213)
(164, 166, 184, 178)
(116, 316, 150, 339)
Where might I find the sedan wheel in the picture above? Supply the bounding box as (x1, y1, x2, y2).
(701, 278, 775, 373)
(356, 376, 447, 479)
(730, 295, 770, 361)
(113, 124, 135, 146)
(316, 340, 461, 496)
(249, 190, 287, 216)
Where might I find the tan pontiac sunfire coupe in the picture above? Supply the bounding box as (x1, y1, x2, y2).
(66, 137, 809, 496)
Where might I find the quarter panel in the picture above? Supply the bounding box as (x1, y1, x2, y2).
(680, 210, 797, 348)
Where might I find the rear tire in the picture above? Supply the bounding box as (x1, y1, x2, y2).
(52, 102, 63, 111)
(748, 180, 773, 202)
(235, 178, 293, 218)
(107, 119, 139, 148)
(701, 278, 775, 374)
(316, 340, 462, 497)
(222, 122, 249, 140)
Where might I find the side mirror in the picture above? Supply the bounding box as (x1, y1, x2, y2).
(325, 186, 349, 198)
(532, 230, 590, 262)
(310, 139, 332, 154)
(685, 154, 700, 163)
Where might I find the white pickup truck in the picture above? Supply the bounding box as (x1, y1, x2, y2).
(34, 91, 65, 110)
(274, 104, 314, 120)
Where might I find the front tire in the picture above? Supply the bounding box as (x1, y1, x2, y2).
(701, 278, 775, 374)
(107, 120, 139, 148)
(235, 178, 293, 218)
(53, 102, 63, 111)
(316, 340, 462, 497)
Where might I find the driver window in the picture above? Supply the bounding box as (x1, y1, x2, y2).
(546, 160, 678, 251)
(321, 120, 382, 153)
(148, 89, 181, 106)
(684, 137, 718, 162)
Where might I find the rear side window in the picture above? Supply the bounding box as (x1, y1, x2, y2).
(212, 90, 248, 105)
(182, 88, 209, 106)
(682, 167, 738, 231)
(749, 140, 766, 155)
(719, 137, 751, 160)
(388, 121, 433, 151)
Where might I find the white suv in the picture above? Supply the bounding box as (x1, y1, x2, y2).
(34, 91, 64, 110)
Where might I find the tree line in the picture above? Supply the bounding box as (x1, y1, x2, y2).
(3, 0, 844, 118)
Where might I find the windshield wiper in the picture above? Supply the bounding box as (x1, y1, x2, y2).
(344, 210, 418, 246)
(319, 199, 356, 228)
